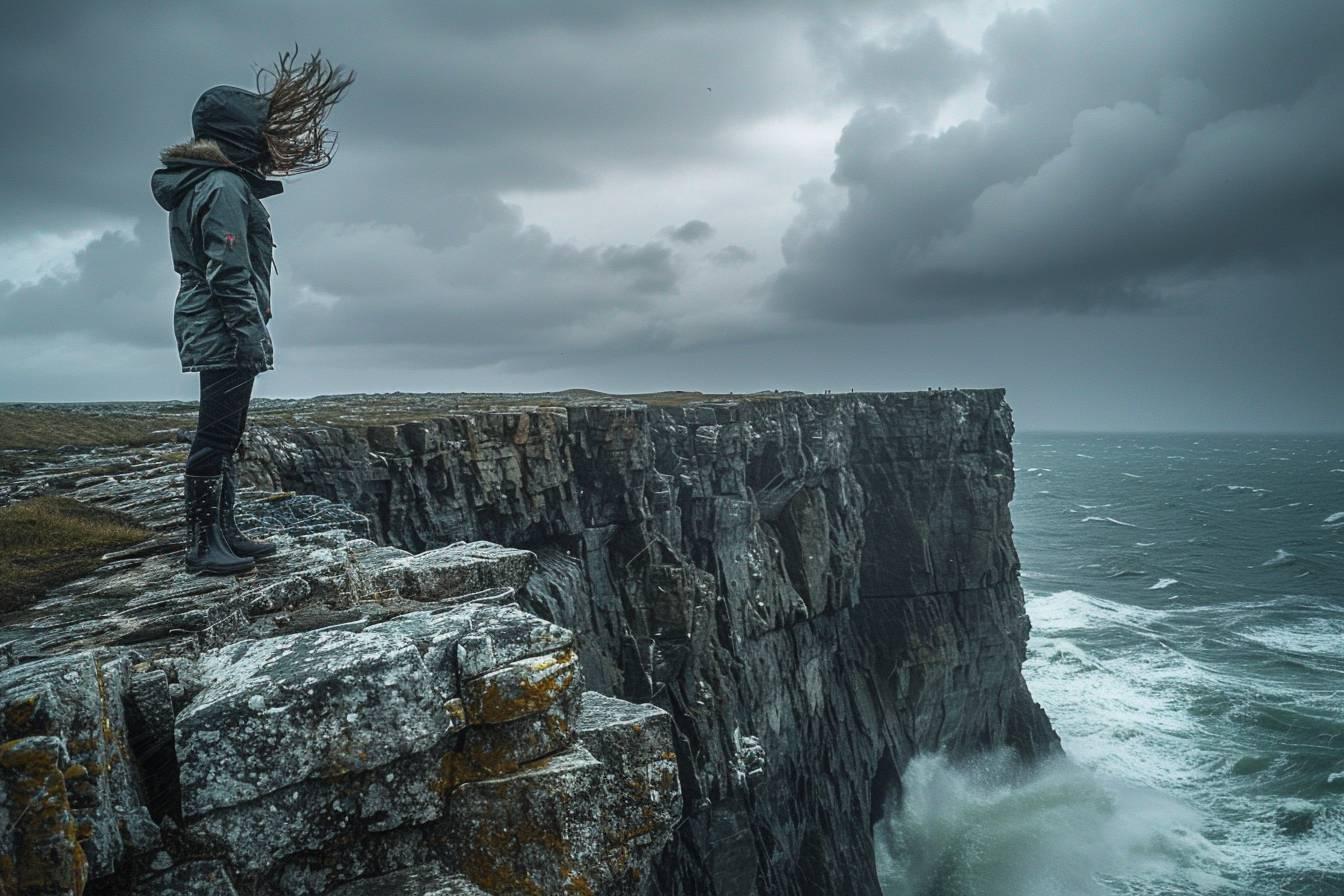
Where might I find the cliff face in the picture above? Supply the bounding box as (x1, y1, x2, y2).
(245, 390, 1059, 896)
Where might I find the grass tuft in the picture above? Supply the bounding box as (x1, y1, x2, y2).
(0, 496, 153, 613)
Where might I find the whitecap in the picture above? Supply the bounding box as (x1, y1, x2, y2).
(1148, 578, 1178, 590)
(1260, 549, 1294, 567)
(1027, 589, 1168, 632)
(1121, 472, 1143, 479)
(1135, 541, 1156, 547)
(1082, 515, 1138, 528)
(1076, 453, 1095, 459)
(1243, 623, 1344, 659)
(1323, 511, 1344, 526)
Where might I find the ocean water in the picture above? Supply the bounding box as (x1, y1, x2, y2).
(877, 433, 1344, 895)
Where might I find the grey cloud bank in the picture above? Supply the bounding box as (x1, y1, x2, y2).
(775, 1, 1344, 320)
(1, 1, 1340, 432)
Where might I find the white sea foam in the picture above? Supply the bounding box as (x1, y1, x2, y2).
(1242, 623, 1344, 659)
(1148, 578, 1178, 590)
(1260, 549, 1294, 567)
(1082, 515, 1138, 528)
(1028, 589, 1168, 632)
(874, 752, 1229, 896)
(1323, 511, 1344, 526)
(1077, 453, 1095, 459)
(1121, 472, 1143, 479)
(1135, 542, 1157, 547)
(1226, 485, 1270, 494)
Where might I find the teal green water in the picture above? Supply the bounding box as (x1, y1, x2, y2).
(877, 433, 1344, 895)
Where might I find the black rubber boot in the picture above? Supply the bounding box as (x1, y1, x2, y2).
(220, 455, 277, 559)
(184, 474, 255, 575)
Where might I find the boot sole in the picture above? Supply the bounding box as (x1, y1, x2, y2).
(186, 562, 257, 576)
(232, 546, 278, 560)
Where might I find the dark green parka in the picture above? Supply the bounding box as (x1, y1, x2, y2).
(151, 86, 281, 373)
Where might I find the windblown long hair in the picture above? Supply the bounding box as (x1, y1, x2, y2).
(256, 47, 355, 176)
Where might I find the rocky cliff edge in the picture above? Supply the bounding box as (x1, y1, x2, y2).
(0, 450, 680, 895)
(241, 389, 1059, 895)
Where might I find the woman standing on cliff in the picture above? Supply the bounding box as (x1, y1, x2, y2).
(151, 49, 354, 575)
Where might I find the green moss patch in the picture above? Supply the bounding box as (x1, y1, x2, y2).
(0, 496, 153, 613)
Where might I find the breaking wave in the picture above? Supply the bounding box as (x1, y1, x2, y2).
(874, 752, 1227, 896)
(1082, 515, 1138, 528)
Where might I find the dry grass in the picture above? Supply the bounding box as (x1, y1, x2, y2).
(0, 496, 152, 613)
(0, 406, 190, 450)
(0, 390, 803, 458)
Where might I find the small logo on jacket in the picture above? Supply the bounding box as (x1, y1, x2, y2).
(224, 233, 236, 249)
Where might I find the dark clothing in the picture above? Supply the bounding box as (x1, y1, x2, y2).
(191, 85, 274, 171)
(185, 367, 255, 476)
(151, 86, 281, 374)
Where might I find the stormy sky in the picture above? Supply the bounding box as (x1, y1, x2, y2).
(2, 1, 1341, 432)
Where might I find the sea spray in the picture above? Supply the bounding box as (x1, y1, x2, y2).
(874, 751, 1227, 896)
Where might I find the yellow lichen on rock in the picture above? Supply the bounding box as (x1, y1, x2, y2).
(0, 737, 89, 896)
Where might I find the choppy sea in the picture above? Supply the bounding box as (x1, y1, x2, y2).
(877, 432, 1344, 895)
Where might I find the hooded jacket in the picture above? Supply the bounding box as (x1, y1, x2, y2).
(151, 86, 282, 373)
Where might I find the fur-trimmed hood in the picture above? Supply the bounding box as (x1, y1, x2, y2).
(151, 138, 282, 211)
(159, 138, 234, 166)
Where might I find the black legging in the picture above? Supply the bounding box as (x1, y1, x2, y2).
(185, 367, 256, 476)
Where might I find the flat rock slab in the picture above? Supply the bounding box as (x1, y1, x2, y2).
(177, 628, 453, 818)
(367, 541, 537, 602)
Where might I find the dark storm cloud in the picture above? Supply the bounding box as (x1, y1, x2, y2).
(0, 225, 167, 347)
(272, 202, 683, 364)
(0, 0, 860, 370)
(664, 220, 715, 243)
(774, 0, 1344, 321)
(0, 1, 828, 237)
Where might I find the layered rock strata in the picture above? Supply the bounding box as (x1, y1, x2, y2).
(242, 390, 1059, 896)
(0, 452, 679, 895)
